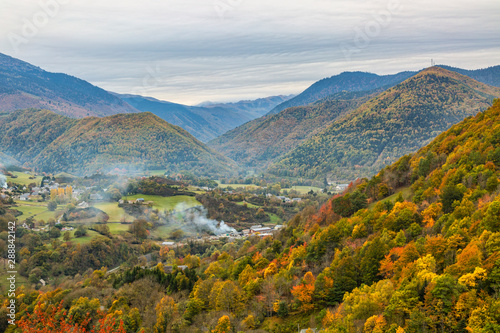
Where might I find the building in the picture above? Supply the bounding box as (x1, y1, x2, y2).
(163, 265, 188, 273)
(19, 193, 30, 201)
(335, 184, 349, 192)
(78, 201, 89, 208)
(251, 227, 273, 234)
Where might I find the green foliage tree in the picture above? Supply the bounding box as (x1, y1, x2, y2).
(47, 201, 57, 211)
(49, 227, 61, 239)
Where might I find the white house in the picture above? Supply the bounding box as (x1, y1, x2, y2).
(19, 193, 30, 201)
(78, 201, 89, 208)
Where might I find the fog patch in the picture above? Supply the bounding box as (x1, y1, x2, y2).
(168, 203, 236, 236)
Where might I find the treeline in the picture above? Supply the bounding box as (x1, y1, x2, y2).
(126, 176, 195, 197)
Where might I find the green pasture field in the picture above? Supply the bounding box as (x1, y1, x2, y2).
(282, 186, 323, 194)
(123, 194, 200, 211)
(7, 172, 42, 186)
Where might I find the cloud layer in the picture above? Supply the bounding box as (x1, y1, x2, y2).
(1, 0, 499, 104)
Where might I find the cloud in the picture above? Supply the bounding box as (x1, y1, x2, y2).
(0, 0, 499, 104)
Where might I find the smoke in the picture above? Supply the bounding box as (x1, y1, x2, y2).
(169, 203, 236, 236)
(0, 174, 7, 189)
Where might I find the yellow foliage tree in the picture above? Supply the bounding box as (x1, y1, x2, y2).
(422, 202, 443, 227)
(66, 185, 73, 198)
(458, 267, 487, 288)
(212, 315, 231, 333)
(364, 315, 387, 333)
(264, 262, 277, 278)
(154, 295, 179, 333)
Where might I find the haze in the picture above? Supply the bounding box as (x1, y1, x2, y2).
(1, 0, 498, 104)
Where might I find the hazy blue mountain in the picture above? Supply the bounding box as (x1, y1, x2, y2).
(268, 65, 500, 115)
(438, 65, 500, 87)
(0, 52, 138, 117)
(118, 94, 293, 142)
(268, 71, 417, 115)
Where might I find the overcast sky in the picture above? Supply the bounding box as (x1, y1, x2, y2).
(0, 0, 499, 105)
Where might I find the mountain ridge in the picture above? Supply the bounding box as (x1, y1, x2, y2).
(0, 52, 138, 117)
(117, 94, 293, 142)
(268, 70, 417, 115)
(268, 66, 500, 180)
(0, 109, 236, 176)
(208, 89, 382, 169)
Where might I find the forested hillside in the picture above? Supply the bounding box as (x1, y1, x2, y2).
(269, 67, 500, 180)
(209, 90, 379, 169)
(268, 71, 415, 115)
(4, 98, 500, 333)
(269, 66, 500, 116)
(0, 109, 236, 177)
(286, 98, 500, 332)
(438, 65, 500, 87)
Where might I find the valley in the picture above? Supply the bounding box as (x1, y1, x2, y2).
(1, 51, 500, 333)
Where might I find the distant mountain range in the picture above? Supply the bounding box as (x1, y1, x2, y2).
(2, 51, 500, 181)
(0, 109, 236, 176)
(210, 65, 500, 180)
(0, 53, 138, 117)
(208, 89, 382, 169)
(118, 94, 292, 142)
(268, 67, 500, 180)
(437, 65, 500, 87)
(268, 65, 500, 116)
(268, 71, 417, 115)
(0, 52, 293, 141)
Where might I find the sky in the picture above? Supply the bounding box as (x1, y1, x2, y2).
(0, 0, 499, 105)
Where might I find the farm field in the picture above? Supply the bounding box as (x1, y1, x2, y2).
(123, 194, 200, 211)
(93, 202, 135, 222)
(268, 213, 283, 224)
(106, 222, 132, 234)
(57, 229, 103, 244)
(7, 171, 42, 186)
(150, 225, 178, 239)
(282, 186, 323, 194)
(14, 200, 63, 221)
(216, 183, 261, 190)
(234, 201, 261, 208)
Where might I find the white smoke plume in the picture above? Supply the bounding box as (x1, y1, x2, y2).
(0, 174, 7, 189)
(169, 203, 236, 236)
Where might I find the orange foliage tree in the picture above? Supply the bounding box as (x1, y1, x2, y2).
(291, 271, 316, 312)
(16, 301, 126, 333)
